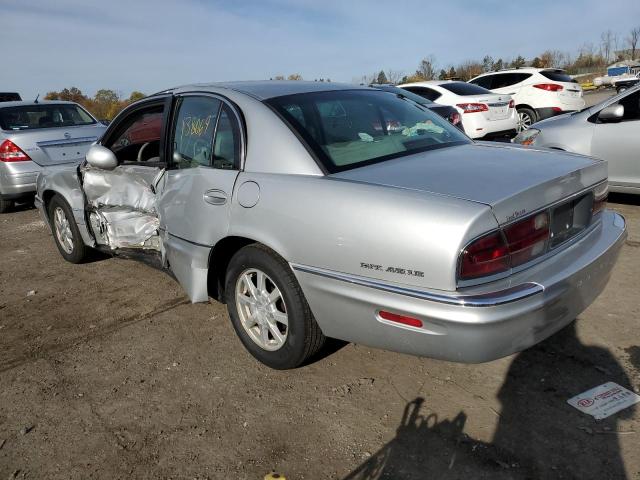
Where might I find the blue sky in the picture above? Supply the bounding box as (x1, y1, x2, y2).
(4, 0, 640, 99)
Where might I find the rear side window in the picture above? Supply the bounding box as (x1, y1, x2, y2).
(0, 104, 95, 130)
(172, 96, 221, 168)
(401, 87, 441, 101)
(0, 92, 21, 102)
(440, 82, 492, 96)
(540, 70, 577, 83)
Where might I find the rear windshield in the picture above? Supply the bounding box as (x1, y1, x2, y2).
(374, 86, 433, 105)
(267, 90, 470, 173)
(440, 82, 492, 96)
(0, 104, 96, 130)
(540, 70, 577, 83)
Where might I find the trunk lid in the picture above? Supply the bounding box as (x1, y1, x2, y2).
(459, 93, 513, 121)
(331, 142, 606, 225)
(6, 123, 107, 166)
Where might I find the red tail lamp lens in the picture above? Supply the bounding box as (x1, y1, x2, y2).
(0, 139, 31, 162)
(508, 100, 515, 108)
(533, 83, 563, 92)
(379, 311, 423, 328)
(456, 103, 488, 113)
(459, 231, 510, 280)
(503, 212, 549, 267)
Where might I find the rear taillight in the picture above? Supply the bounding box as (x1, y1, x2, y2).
(459, 231, 510, 280)
(533, 83, 563, 92)
(0, 139, 31, 162)
(449, 111, 461, 125)
(503, 212, 549, 267)
(508, 100, 515, 108)
(457, 103, 488, 113)
(460, 185, 607, 281)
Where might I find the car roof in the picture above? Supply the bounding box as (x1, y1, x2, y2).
(0, 100, 80, 108)
(170, 80, 372, 100)
(474, 67, 566, 77)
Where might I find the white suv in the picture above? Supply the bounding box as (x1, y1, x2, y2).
(469, 68, 585, 132)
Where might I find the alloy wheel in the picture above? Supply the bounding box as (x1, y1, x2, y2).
(53, 206, 74, 254)
(235, 268, 289, 351)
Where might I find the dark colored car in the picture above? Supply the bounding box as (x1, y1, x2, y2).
(615, 76, 639, 93)
(371, 85, 463, 130)
(0, 92, 21, 102)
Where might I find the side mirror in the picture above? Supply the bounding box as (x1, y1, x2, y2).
(86, 145, 117, 170)
(598, 104, 624, 122)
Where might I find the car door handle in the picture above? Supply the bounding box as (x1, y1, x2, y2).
(203, 189, 227, 205)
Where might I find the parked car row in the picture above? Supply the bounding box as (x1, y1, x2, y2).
(30, 81, 625, 369)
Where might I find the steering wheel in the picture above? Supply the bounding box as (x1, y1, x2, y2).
(137, 142, 151, 162)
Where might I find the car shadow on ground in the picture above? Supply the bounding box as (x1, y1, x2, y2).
(610, 192, 640, 207)
(342, 323, 635, 480)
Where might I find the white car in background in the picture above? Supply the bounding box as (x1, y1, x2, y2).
(469, 68, 585, 132)
(398, 81, 517, 139)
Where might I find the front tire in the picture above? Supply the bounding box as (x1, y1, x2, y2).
(48, 195, 89, 263)
(225, 244, 325, 369)
(516, 107, 536, 132)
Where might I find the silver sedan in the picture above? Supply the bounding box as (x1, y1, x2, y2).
(513, 85, 640, 194)
(36, 81, 625, 369)
(0, 100, 106, 212)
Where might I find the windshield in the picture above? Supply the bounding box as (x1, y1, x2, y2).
(440, 82, 492, 96)
(267, 90, 469, 173)
(0, 103, 96, 130)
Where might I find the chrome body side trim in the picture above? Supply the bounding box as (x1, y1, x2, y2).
(290, 263, 543, 307)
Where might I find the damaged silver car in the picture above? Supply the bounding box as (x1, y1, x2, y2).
(36, 81, 626, 369)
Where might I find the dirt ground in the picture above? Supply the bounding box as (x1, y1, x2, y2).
(0, 192, 639, 479)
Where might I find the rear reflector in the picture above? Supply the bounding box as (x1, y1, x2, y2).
(0, 139, 31, 162)
(379, 311, 423, 328)
(533, 83, 564, 92)
(456, 103, 488, 113)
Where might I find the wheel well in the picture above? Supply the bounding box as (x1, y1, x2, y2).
(207, 236, 259, 302)
(42, 190, 58, 217)
(515, 104, 535, 112)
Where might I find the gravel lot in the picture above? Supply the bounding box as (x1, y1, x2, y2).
(1, 111, 638, 478)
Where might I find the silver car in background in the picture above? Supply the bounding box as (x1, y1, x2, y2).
(0, 101, 106, 212)
(36, 81, 626, 369)
(513, 85, 640, 194)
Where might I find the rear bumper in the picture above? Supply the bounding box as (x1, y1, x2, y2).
(293, 210, 626, 363)
(0, 171, 38, 198)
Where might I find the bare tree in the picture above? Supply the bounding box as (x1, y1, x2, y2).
(629, 27, 640, 60)
(415, 55, 438, 80)
(601, 30, 614, 62)
(385, 69, 404, 85)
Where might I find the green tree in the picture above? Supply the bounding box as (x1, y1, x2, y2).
(493, 58, 504, 71)
(128, 91, 145, 102)
(438, 69, 448, 80)
(482, 55, 494, 72)
(376, 70, 388, 84)
(448, 66, 457, 78)
(511, 55, 526, 68)
(531, 57, 542, 68)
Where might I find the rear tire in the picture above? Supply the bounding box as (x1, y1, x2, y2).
(516, 107, 537, 132)
(48, 194, 89, 263)
(0, 197, 13, 214)
(225, 244, 325, 369)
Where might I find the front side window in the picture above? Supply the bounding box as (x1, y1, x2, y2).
(0, 103, 95, 131)
(268, 90, 470, 173)
(470, 75, 493, 89)
(107, 106, 164, 164)
(172, 96, 221, 169)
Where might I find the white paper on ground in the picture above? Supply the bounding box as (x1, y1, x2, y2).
(567, 382, 640, 420)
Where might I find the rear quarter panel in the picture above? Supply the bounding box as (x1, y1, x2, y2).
(228, 173, 498, 291)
